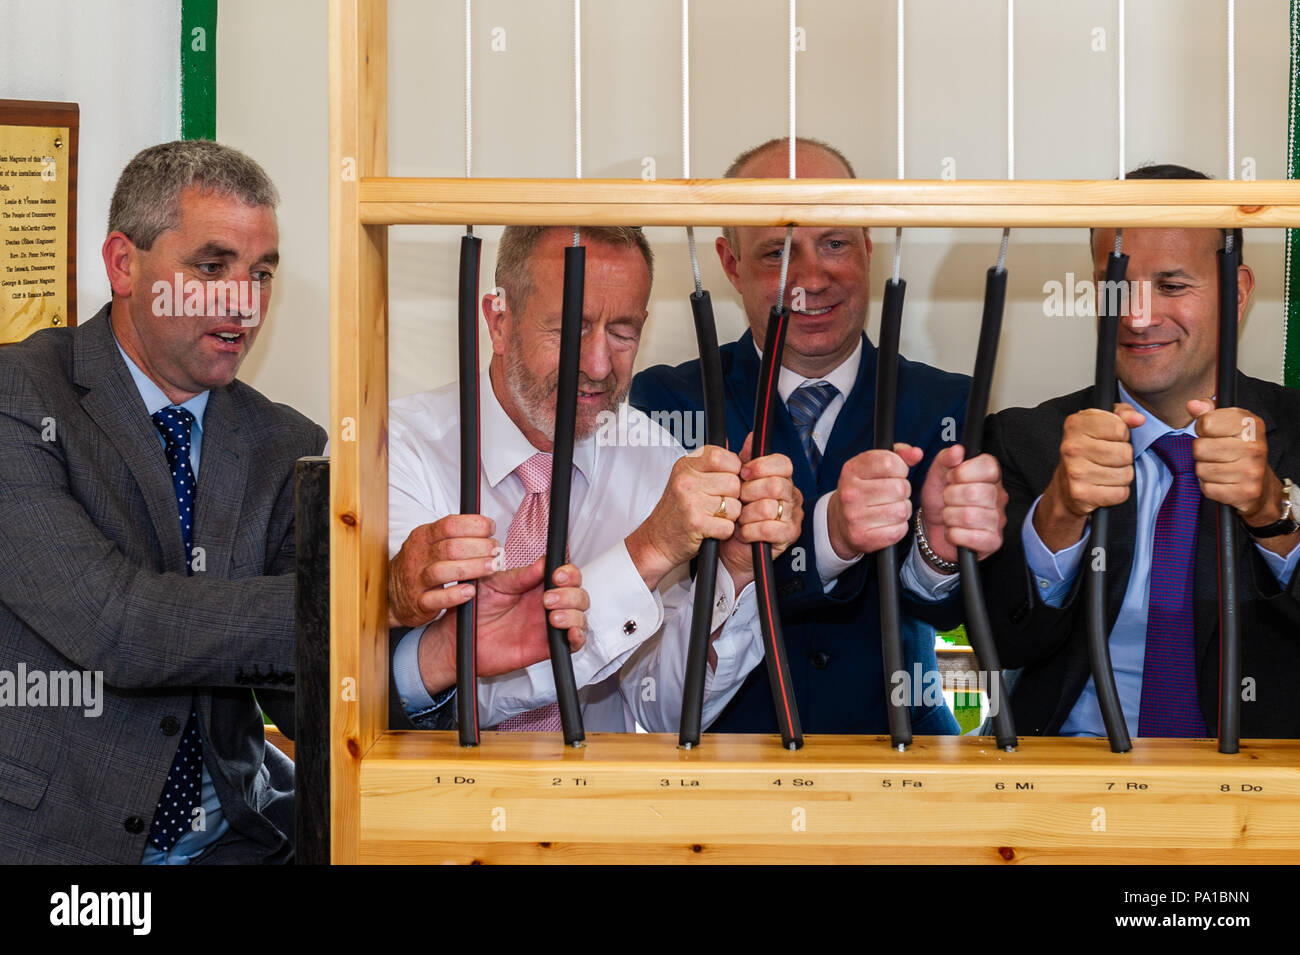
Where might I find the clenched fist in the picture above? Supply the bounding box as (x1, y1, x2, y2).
(1188, 397, 1300, 558)
(826, 444, 922, 559)
(918, 444, 1008, 563)
(389, 514, 503, 628)
(1035, 403, 1145, 552)
(624, 444, 744, 590)
(719, 433, 804, 589)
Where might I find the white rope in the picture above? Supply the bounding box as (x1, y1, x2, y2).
(682, 0, 702, 292)
(1222, 0, 1232, 250)
(681, 0, 690, 181)
(1284, 0, 1298, 381)
(997, 0, 1012, 272)
(893, 0, 903, 283)
(777, 231, 794, 302)
(896, 0, 905, 182)
(573, 0, 582, 246)
(1117, 0, 1126, 181)
(465, 0, 472, 180)
(776, 0, 796, 304)
(464, 0, 473, 235)
(788, 0, 796, 179)
(1006, 0, 1014, 181)
(1116, 0, 1124, 255)
(1228, 0, 1236, 182)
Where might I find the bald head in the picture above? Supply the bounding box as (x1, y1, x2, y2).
(721, 137, 857, 252)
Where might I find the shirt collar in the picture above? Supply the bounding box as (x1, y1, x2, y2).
(753, 336, 863, 402)
(1117, 381, 1195, 460)
(479, 369, 595, 488)
(110, 317, 209, 429)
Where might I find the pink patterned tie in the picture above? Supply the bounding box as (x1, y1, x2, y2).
(495, 452, 565, 731)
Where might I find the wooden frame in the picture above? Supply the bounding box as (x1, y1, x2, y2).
(329, 0, 1300, 865)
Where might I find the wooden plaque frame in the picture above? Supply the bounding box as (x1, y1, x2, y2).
(0, 99, 78, 337)
(328, 0, 1300, 864)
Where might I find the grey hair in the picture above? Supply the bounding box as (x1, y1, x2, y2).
(495, 226, 654, 314)
(108, 140, 279, 249)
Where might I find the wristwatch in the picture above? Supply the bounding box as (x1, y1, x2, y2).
(1242, 478, 1300, 539)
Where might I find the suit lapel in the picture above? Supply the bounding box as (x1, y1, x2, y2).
(192, 387, 247, 579)
(725, 330, 760, 444)
(74, 308, 188, 573)
(726, 329, 825, 502)
(822, 335, 875, 491)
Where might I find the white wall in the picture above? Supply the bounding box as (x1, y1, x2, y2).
(381, 0, 1292, 417)
(0, 0, 181, 322)
(216, 0, 330, 428)
(19, 0, 1289, 433)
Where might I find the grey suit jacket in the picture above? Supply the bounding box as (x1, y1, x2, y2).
(0, 305, 326, 863)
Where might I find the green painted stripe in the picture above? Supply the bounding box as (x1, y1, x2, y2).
(1287, 0, 1300, 389)
(181, 0, 218, 140)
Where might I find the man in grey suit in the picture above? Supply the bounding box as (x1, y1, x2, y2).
(0, 141, 326, 863)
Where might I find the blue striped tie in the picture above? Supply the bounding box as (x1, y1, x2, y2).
(786, 381, 839, 474)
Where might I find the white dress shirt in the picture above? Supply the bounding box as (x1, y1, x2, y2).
(389, 371, 764, 731)
(762, 339, 959, 601)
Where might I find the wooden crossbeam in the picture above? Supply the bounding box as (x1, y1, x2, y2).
(358, 178, 1300, 228)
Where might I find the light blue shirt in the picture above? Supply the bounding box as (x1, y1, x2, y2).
(112, 334, 230, 865)
(1022, 382, 1300, 736)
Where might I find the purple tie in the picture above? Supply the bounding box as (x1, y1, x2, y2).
(1138, 432, 1208, 737)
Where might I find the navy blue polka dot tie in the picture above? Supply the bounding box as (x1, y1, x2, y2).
(148, 408, 203, 851)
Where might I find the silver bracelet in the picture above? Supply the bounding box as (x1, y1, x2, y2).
(914, 507, 959, 575)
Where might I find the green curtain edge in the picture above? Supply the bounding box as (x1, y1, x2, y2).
(180, 0, 218, 141)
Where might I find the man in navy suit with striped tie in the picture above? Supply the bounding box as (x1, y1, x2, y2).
(632, 137, 1008, 735)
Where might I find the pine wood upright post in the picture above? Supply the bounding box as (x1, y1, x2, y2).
(329, 0, 388, 865)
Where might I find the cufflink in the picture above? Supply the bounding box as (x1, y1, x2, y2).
(623, 620, 637, 635)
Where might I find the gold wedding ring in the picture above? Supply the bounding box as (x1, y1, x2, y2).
(714, 497, 730, 519)
(776, 499, 785, 522)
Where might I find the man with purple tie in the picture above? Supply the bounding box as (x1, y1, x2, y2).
(982, 163, 1300, 739)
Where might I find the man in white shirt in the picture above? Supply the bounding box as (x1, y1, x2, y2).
(389, 225, 802, 731)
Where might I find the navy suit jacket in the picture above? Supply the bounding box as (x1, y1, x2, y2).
(632, 330, 971, 734)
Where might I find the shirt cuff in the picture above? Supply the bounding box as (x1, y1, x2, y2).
(577, 541, 665, 686)
(1254, 536, 1300, 588)
(706, 577, 759, 687)
(814, 492, 863, 590)
(1022, 495, 1089, 607)
(393, 624, 453, 719)
(900, 539, 961, 602)
(704, 561, 741, 633)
